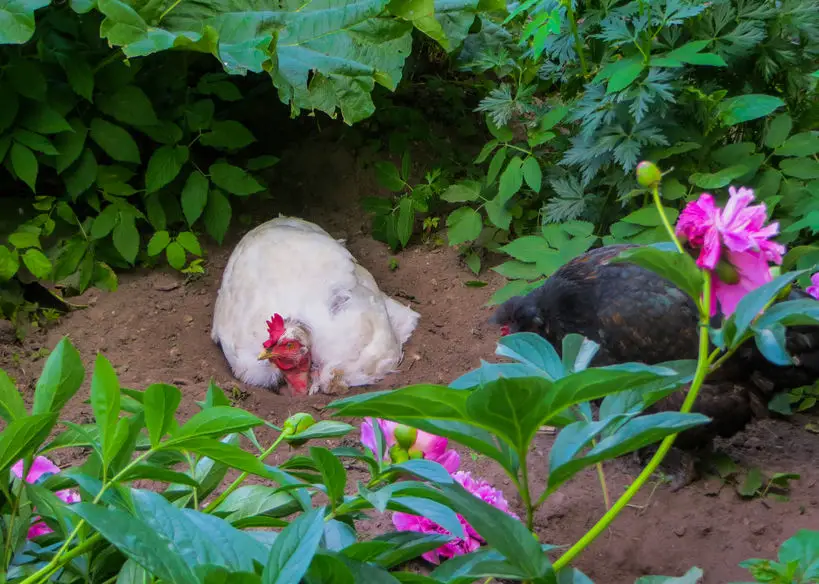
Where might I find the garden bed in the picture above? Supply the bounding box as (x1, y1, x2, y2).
(1, 139, 817, 584)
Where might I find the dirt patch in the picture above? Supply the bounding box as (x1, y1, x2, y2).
(2, 137, 817, 583)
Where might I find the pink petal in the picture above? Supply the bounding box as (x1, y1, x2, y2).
(412, 431, 447, 459)
(713, 250, 773, 316)
(56, 489, 81, 505)
(11, 457, 61, 484)
(392, 512, 422, 532)
(360, 419, 377, 456)
(806, 273, 819, 300)
(697, 228, 722, 270)
(722, 187, 755, 227)
(432, 450, 461, 474)
(27, 520, 53, 539)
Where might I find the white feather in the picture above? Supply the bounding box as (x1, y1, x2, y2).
(211, 216, 420, 393)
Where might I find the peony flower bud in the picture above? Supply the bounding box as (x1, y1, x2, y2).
(636, 160, 662, 188)
(393, 425, 417, 450)
(283, 412, 316, 436)
(389, 445, 410, 464)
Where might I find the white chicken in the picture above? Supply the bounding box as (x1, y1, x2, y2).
(211, 216, 420, 396)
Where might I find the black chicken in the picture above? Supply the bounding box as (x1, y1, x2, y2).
(490, 244, 819, 489)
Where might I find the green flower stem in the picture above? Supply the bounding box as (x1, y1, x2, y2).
(594, 461, 611, 511)
(202, 433, 285, 513)
(18, 450, 153, 584)
(651, 185, 685, 254)
(553, 271, 713, 572)
(563, 0, 588, 77)
(520, 456, 535, 531)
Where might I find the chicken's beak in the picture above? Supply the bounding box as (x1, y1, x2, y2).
(257, 348, 275, 361)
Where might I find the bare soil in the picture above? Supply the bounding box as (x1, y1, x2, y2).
(2, 137, 817, 584)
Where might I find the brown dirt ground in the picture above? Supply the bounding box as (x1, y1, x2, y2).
(1, 137, 817, 584)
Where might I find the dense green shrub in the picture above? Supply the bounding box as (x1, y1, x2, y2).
(420, 0, 819, 302)
(0, 0, 503, 336)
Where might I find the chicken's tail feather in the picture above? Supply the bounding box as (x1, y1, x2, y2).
(384, 297, 420, 346)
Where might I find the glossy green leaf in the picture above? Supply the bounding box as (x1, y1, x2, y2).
(774, 132, 819, 157)
(499, 235, 551, 262)
(213, 484, 301, 524)
(170, 437, 270, 476)
(310, 447, 346, 508)
(90, 354, 122, 465)
(120, 464, 200, 487)
(441, 182, 481, 203)
(389, 496, 464, 539)
(176, 231, 202, 255)
(32, 337, 85, 415)
(144, 383, 182, 447)
(0, 370, 26, 423)
(263, 507, 326, 584)
(496, 332, 565, 380)
(172, 406, 263, 440)
(546, 411, 710, 494)
(69, 502, 200, 584)
(97, 85, 158, 126)
(442, 481, 551, 579)
(21, 103, 72, 134)
(0, 413, 59, 473)
(286, 421, 353, 442)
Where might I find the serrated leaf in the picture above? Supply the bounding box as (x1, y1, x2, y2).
(21, 103, 73, 134)
(181, 172, 210, 226)
(764, 114, 792, 149)
(90, 118, 140, 163)
(97, 85, 159, 127)
(374, 161, 404, 192)
(147, 231, 171, 256)
(498, 156, 524, 203)
(204, 189, 231, 244)
(210, 163, 264, 196)
(55, 118, 88, 174)
(63, 59, 95, 101)
(22, 248, 52, 279)
(146, 145, 189, 192)
(113, 213, 140, 264)
(441, 182, 481, 203)
(201, 120, 256, 150)
(521, 157, 542, 192)
(176, 232, 202, 255)
(446, 207, 482, 246)
(11, 142, 38, 191)
(64, 149, 98, 199)
(166, 241, 187, 270)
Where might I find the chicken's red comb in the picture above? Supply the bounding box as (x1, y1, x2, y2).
(500, 325, 511, 337)
(266, 314, 286, 343)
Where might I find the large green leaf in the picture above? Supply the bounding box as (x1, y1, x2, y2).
(0, 0, 50, 44)
(310, 447, 346, 509)
(442, 481, 551, 580)
(144, 383, 182, 447)
(0, 370, 27, 423)
(263, 506, 326, 584)
(70, 502, 200, 584)
(90, 354, 122, 466)
(132, 489, 269, 571)
(172, 405, 264, 440)
(212, 484, 301, 524)
(495, 333, 564, 380)
(546, 412, 710, 494)
(718, 94, 785, 126)
(0, 413, 59, 473)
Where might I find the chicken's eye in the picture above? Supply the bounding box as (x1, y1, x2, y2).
(286, 342, 297, 350)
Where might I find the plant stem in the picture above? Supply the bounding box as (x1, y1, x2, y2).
(564, 1, 588, 77)
(651, 185, 684, 254)
(594, 462, 611, 510)
(553, 271, 713, 571)
(202, 433, 285, 513)
(519, 456, 534, 531)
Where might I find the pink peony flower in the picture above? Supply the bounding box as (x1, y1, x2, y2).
(360, 418, 460, 473)
(11, 456, 80, 539)
(807, 273, 819, 300)
(392, 471, 518, 564)
(676, 186, 785, 316)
